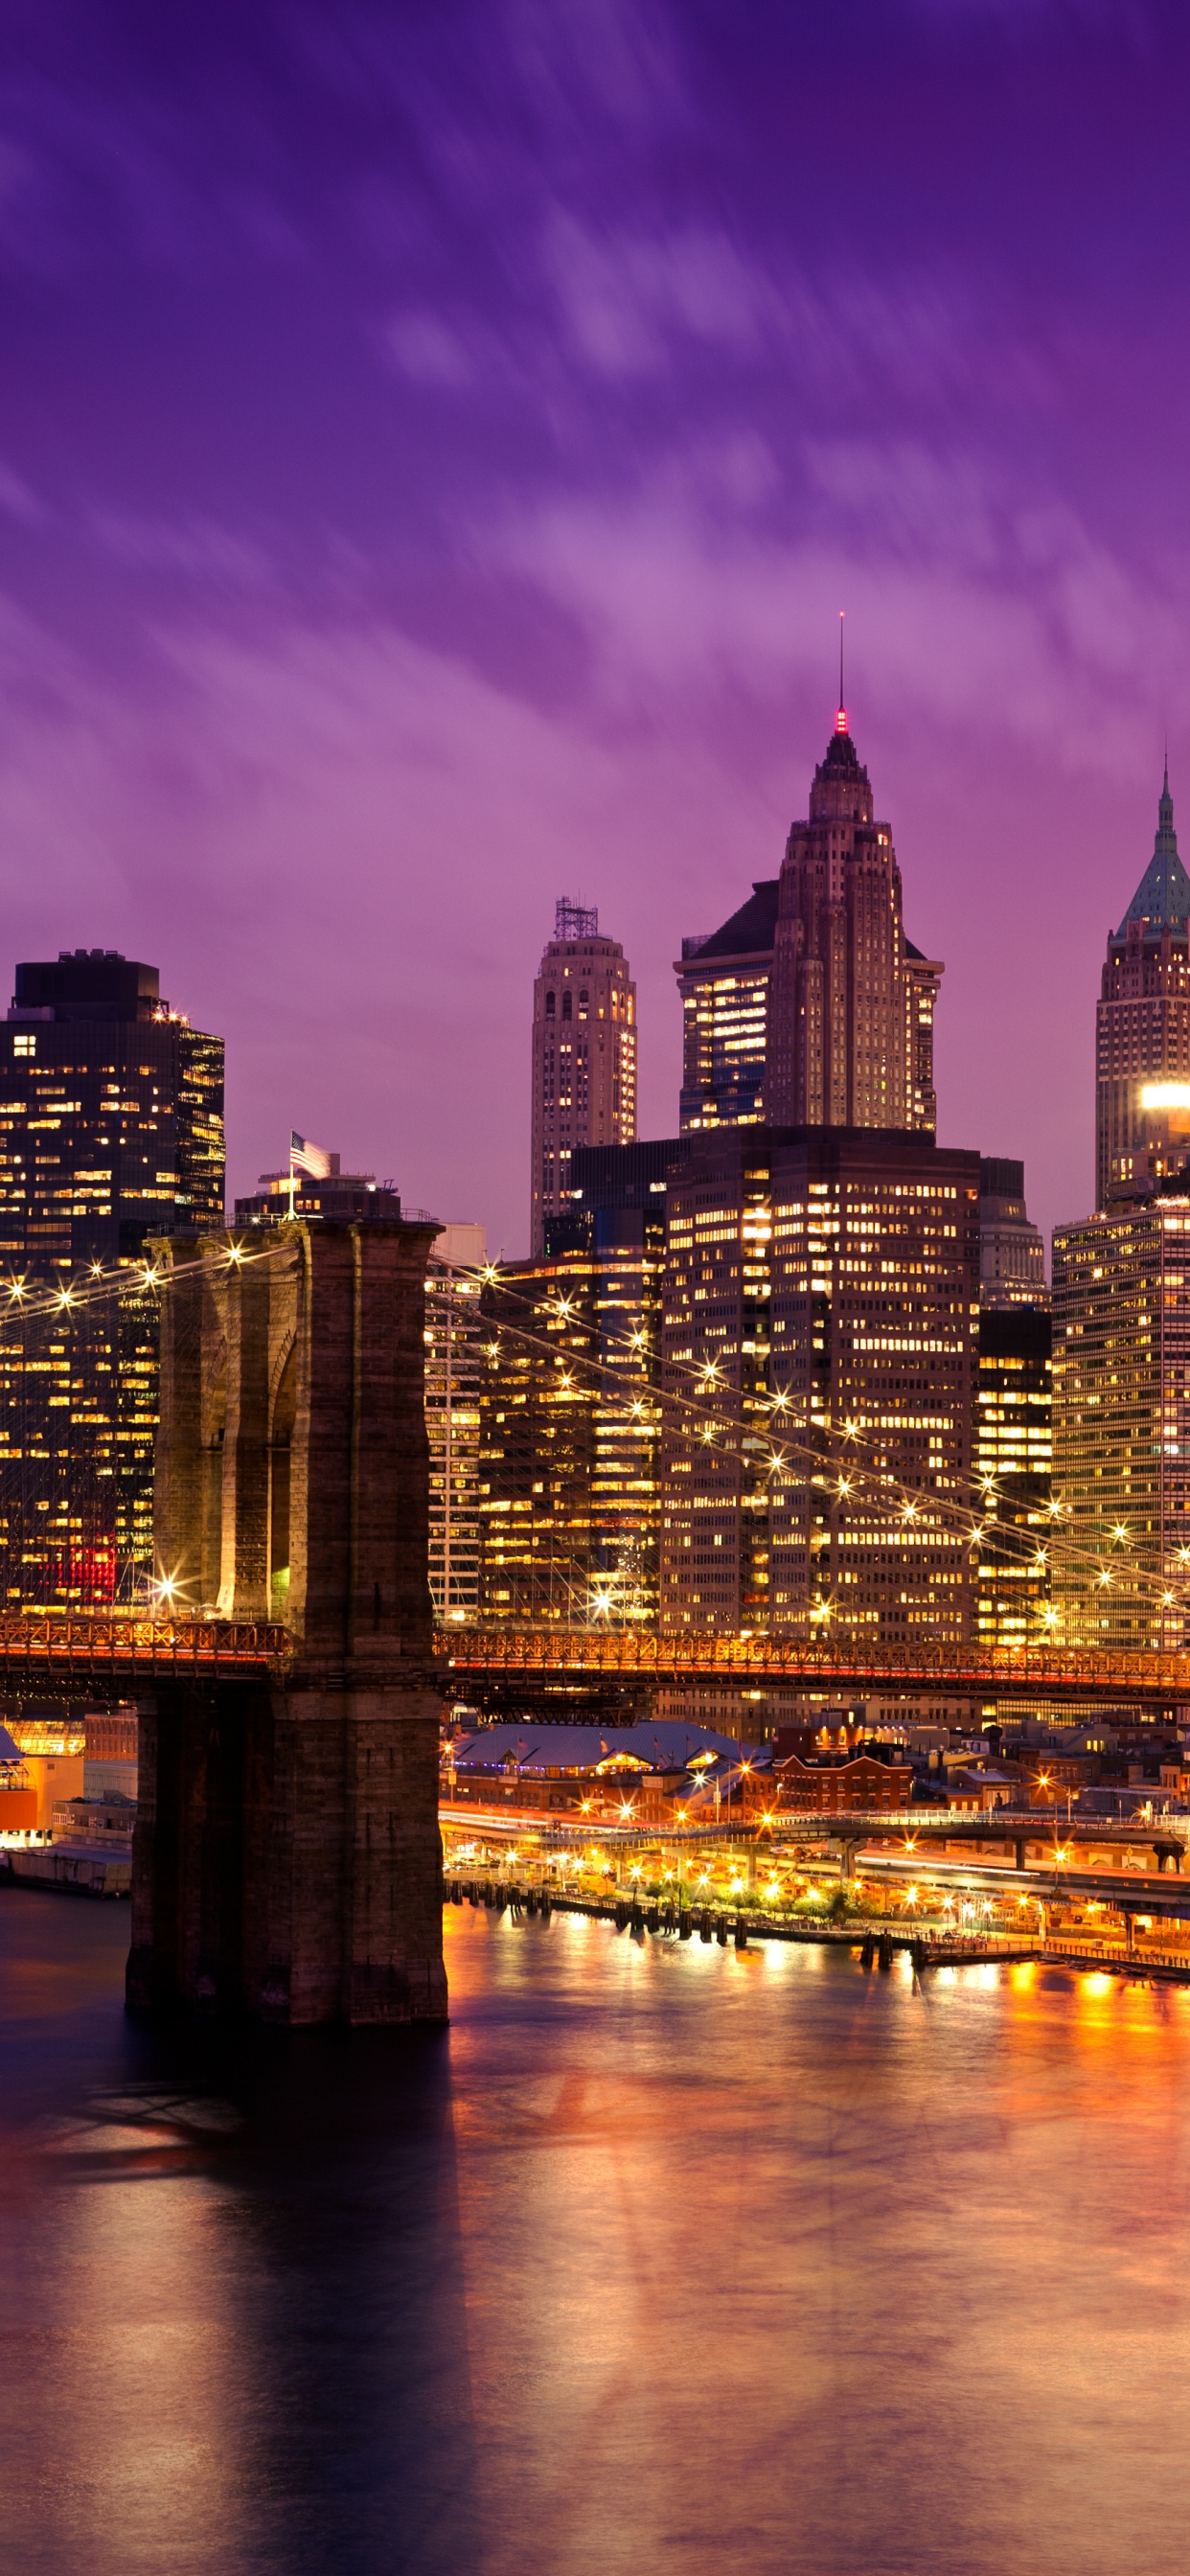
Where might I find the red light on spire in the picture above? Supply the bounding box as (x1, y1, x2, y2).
(835, 608, 848, 731)
(835, 705, 849, 735)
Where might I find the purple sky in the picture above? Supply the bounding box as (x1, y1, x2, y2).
(0, 1, 1186, 1255)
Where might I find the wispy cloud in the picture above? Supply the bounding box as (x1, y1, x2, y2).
(0, 456, 46, 527)
(89, 510, 275, 591)
(541, 213, 775, 376)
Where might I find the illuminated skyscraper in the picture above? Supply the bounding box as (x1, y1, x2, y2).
(676, 707, 941, 1138)
(676, 883, 774, 1133)
(659, 1127, 979, 1640)
(973, 1158, 1052, 1652)
(530, 899, 636, 1256)
(1096, 765, 1190, 1208)
(478, 1215, 662, 1625)
(767, 708, 942, 1130)
(0, 949, 224, 1602)
(974, 1309, 1052, 1651)
(424, 1222, 486, 1625)
(1053, 1195, 1190, 1650)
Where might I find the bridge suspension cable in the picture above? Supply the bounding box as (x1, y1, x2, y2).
(460, 1259, 1179, 1634)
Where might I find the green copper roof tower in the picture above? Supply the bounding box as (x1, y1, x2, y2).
(1097, 765, 1190, 1208)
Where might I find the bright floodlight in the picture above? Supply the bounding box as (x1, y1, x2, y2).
(1141, 1083, 1190, 1111)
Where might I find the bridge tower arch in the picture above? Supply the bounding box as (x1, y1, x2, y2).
(127, 1217, 447, 2027)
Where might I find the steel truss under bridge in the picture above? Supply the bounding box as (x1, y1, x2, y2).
(441, 1625, 1190, 1710)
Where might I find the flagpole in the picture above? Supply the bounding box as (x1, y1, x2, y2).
(288, 1136, 295, 1221)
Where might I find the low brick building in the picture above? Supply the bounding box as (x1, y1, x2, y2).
(773, 1750, 914, 1813)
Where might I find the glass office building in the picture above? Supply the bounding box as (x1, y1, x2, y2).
(1053, 1196, 1190, 1651)
(0, 949, 224, 1605)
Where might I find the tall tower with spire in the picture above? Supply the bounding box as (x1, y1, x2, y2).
(530, 898, 636, 1254)
(1095, 764, 1190, 1207)
(765, 696, 942, 1130)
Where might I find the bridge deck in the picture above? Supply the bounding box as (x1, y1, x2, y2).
(0, 1614, 1187, 1705)
(0, 1618, 288, 1677)
(443, 1625, 1190, 1707)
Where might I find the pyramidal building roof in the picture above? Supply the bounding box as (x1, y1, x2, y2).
(1116, 764, 1190, 937)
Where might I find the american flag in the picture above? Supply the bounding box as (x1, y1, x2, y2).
(290, 1130, 333, 1180)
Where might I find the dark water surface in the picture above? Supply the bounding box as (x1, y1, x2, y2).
(2, 1894, 1189, 2576)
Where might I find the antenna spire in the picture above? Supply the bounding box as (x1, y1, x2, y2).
(835, 610, 848, 735)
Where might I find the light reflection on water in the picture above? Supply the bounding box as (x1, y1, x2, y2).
(2, 1890, 1190, 2576)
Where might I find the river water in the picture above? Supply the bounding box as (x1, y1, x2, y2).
(2, 1891, 1189, 2576)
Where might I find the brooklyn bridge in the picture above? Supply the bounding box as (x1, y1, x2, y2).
(3, 1218, 1187, 2029)
(0, 1609, 1183, 1711)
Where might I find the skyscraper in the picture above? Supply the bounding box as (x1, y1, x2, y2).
(0, 949, 223, 1262)
(977, 1158, 1047, 1308)
(477, 1221, 661, 1624)
(659, 1126, 979, 1640)
(1053, 1195, 1190, 1649)
(974, 1309, 1052, 1652)
(425, 1221, 487, 1626)
(973, 1156, 1051, 1653)
(675, 882, 775, 1133)
(1096, 765, 1190, 1208)
(675, 706, 941, 1138)
(767, 707, 943, 1130)
(0, 948, 224, 1602)
(530, 899, 636, 1255)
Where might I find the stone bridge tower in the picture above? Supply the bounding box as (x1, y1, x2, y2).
(126, 1219, 447, 2026)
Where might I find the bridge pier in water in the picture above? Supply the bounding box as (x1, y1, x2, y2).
(126, 1218, 447, 2027)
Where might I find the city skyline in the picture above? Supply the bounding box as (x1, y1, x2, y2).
(2, 8, 1190, 1258)
(7, 18, 1190, 2574)
(3, 734, 1170, 1272)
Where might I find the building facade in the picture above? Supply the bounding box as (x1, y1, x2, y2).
(675, 881, 776, 1134)
(766, 712, 943, 1133)
(978, 1157, 1047, 1308)
(676, 709, 941, 1143)
(477, 1223, 662, 1624)
(1053, 1196, 1190, 1650)
(974, 1305, 1052, 1652)
(0, 949, 224, 1604)
(424, 1222, 486, 1625)
(659, 1126, 980, 1642)
(530, 899, 636, 1256)
(1096, 766, 1190, 1209)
